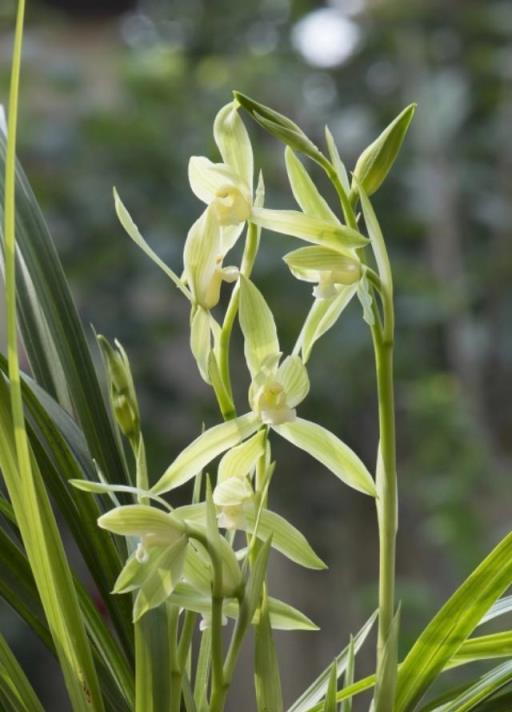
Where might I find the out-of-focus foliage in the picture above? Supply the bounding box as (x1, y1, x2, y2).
(0, 0, 511, 707)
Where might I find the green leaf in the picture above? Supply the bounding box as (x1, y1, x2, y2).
(323, 662, 337, 712)
(0, 522, 133, 710)
(340, 636, 355, 712)
(352, 103, 416, 196)
(273, 418, 376, 497)
(2, 6, 105, 704)
(395, 530, 512, 712)
(288, 611, 377, 712)
(285, 147, 338, 222)
(478, 595, 512, 627)
(0, 136, 129, 488)
(234, 91, 324, 164)
(431, 660, 512, 712)
(450, 631, 512, 667)
(254, 592, 284, 712)
(113, 187, 188, 298)
(372, 606, 400, 712)
(251, 207, 368, 251)
(152, 413, 260, 494)
(299, 285, 358, 364)
(239, 275, 280, 378)
(0, 632, 44, 712)
(0, 353, 132, 653)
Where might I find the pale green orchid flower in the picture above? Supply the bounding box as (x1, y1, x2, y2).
(97, 505, 189, 621)
(248, 352, 309, 426)
(189, 103, 369, 257)
(188, 101, 254, 254)
(151, 277, 376, 499)
(283, 245, 362, 300)
(183, 206, 239, 311)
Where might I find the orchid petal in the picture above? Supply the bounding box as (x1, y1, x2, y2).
(273, 418, 376, 496)
(151, 413, 260, 494)
(214, 101, 254, 194)
(190, 306, 212, 383)
(218, 429, 266, 482)
(183, 208, 222, 309)
(285, 147, 338, 223)
(251, 207, 368, 251)
(188, 157, 244, 204)
(276, 355, 309, 408)
(239, 276, 280, 378)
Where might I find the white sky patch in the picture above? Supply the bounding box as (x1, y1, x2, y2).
(292, 8, 360, 69)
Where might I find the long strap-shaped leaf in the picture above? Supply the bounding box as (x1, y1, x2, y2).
(1, 5, 104, 708)
(429, 660, 512, 712)
(0, 520, 133, 709)
(0, 631, 44, 712)
(287, 611, 377, 712)
(395, 530, 512, 712)
(0, 353, 133, 654)
(0, 114, 128, 491)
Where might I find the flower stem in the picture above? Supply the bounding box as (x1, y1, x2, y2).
(372, 307, 398, 710)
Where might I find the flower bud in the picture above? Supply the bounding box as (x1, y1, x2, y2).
(97, 335, 140, 440)
(352, 103, 416, 197)
(234, 91, 325, 164)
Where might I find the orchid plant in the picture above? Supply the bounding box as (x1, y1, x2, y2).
(4, 3, 512, 712)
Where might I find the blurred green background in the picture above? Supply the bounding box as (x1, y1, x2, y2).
(1, 0, 511, 708)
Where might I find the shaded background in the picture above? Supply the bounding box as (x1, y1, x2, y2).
(1, 0, 511, 708)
